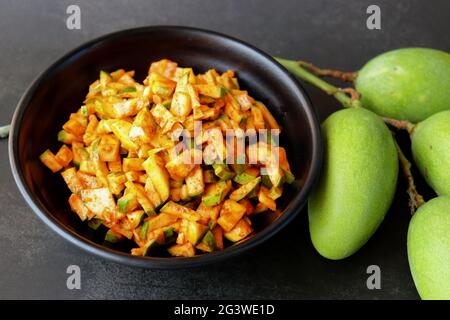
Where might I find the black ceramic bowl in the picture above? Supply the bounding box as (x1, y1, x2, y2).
(9, 26, 321, 268)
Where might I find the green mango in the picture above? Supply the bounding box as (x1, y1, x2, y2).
(407, 196, 450, 300)
(355, 48, 450, 122)
(308, 108, 398, 260)
(411, 110, 450, 196)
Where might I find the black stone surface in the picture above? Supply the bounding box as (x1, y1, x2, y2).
(0, 0, 448, 299)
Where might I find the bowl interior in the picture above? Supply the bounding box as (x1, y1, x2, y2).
(11, 27, 320, 266)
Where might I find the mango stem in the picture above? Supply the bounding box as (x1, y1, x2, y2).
(339, 88, 360, 101)
(275, 57, 361, 109)
(395, 140, 425, 215)
(298, 60, 358, 82)
(383, 118, 416, 135)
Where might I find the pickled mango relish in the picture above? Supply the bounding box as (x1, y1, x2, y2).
(39, 59, 295, 257)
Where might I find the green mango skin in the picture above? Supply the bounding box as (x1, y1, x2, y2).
(308, 108, 398, 260)
(412, 110, 450, 196)
(407, 196, 450, 300)
(355, 48, 450, 123)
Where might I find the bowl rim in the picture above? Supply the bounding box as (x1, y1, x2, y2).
(9, 25, 322, 269)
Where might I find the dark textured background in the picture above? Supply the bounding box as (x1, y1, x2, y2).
(0, 0, 449, 299)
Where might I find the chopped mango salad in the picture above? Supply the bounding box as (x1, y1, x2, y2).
(39, 59, 295, 257)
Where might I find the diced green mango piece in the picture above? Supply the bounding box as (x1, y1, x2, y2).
(96, 119, 114, 134)
(127, 210, 145, 229)
(261, 175, 273, 188)
(123, 86, 137, 93)
(98, 134, 120, 162)
(152, 80, 175, 98)
(203, 169, 218, 183)
(72, 143, 89, 167)
(129, 107, 156, 144)
(217, 199, 247, 232)
(79, 160, 96, 175)
(224, 219, 253, 242)
(267, 166, 284, 188)
(197, 230, 218, 252)
(185, 220, 208, 245)
(87, 218, 103, 230)
(194, 84, 226, 98)
(163, 226, 177, 245)
(212, 163, 235, 180)
(233, 168, 259, 185)
(168, 243, 195, 257)
(185, 166, 204, 197)
(165, 150, 196, 180)
(110, 120, 138, 151)
(258, 186, 276, 211)
(269, 186, 283, 200)
(229, 177, 261, 201)
(40, 149, 63, 173)
(199, 95, 215, 104)
(107, 171, 126, 195)
(144, 177, 163, 209)
(80, 188, 115, 220)
(142, 155, 170, 203)
(231, 163, 246, 175)
(95, 99, 110, 120)
(125, 181, 155, 216)
(283, 169, 295, 184)
(117, 189, 138, 213)
(100, 70, 111, 86)
(140, 221, 149, 240)
(202, 231, 217, 252)
(58, 130, 79, 144)
(147, 213, 179, 231)
(123, 158, 144, 171)
(105, 229, 124, 243)
(160, 201, 200, 221)
(61, 167, 83, 194)
(147, 148, 166, 156)
(202, 180, 231, 206)
(142, 239, 160, 256)
(79, 105, 88, 117)
(117, 197, 131, 214)
(179, 184, 191, 202)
